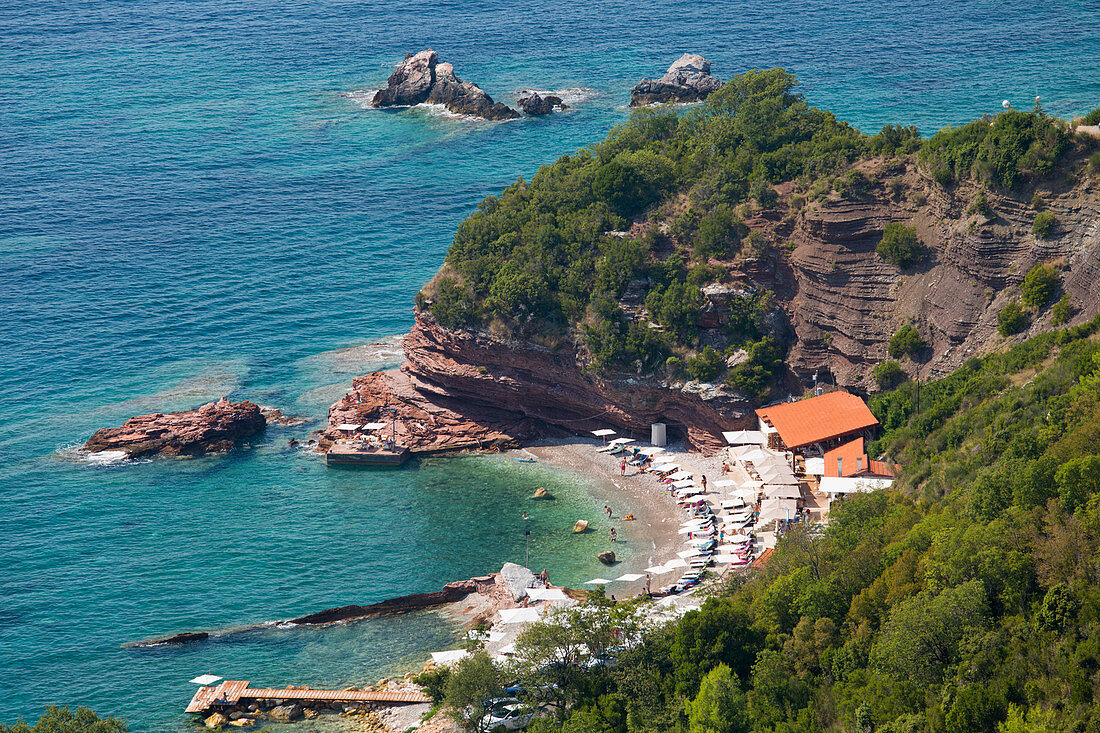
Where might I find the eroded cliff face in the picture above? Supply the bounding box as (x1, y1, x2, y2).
(327, 159, 1100, 455)
(324, 314, 753, 455)
(776, 162, 1100, 385)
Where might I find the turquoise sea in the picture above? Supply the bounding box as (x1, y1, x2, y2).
(2, 0, 1099, 729)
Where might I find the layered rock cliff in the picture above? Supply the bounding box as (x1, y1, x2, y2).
(327, 153, 1100, 456)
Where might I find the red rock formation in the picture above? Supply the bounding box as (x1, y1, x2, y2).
(84, 397, 267, 459)
(323, 313, 752, 456)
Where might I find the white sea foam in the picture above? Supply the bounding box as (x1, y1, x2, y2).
(340, 90, 379, 109)
(84, 450, 130, 464)
(515, 86, 598, 106)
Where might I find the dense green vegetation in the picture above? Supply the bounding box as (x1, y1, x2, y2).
(997, 301, 1028, 336)
(415, 68, 1081, 401)
(876, 223, 923, 269)
(888, 324, 926, 359)
(430, 315, 1100, 733)
(873, 360, 907, 390)
(1021, 264, 1060, 309)
(1032, 211, 1057, 238)
(1, 708, 126, 733)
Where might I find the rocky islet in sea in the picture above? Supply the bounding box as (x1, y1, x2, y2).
(371, 49, 520, 121)
(630, 53, 724, 106)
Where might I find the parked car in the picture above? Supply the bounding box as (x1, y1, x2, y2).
(482, 699, 539, 731)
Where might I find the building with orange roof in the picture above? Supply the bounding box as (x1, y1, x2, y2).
(755, 391, 879, 451)
(823, 437, 895, 478)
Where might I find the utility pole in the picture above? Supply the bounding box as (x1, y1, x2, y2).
(525, 528, 531, 568)
(915, 378, 920, 416)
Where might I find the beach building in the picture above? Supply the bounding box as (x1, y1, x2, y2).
(823, 437, 896, 479)
(755, 391, 879, 452)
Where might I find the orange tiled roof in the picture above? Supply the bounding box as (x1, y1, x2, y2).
(824, 437, 896, 478)
(751, 547, 774, 569)
(756, 391, 879, 449)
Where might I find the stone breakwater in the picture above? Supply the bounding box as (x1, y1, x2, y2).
(83, 397, 268, 459)
(372, 49, 520, 121)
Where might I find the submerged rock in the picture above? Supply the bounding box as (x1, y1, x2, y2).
(517, 92, 566, 115)
(372, 50, 520, 121)
(597, 551, 616, 565)
(573, 519, 589, 533)
(83, 397, 266, 459)
(630, 53, 723, 106)
(268, 704, 302, 723)
(531, 486, 553, 500)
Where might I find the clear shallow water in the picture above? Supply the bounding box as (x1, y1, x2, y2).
(2, 0, 1099, 729)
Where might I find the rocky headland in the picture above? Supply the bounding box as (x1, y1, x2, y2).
(371, 50, 519, 121)
(84, 397, 268, 459)
(629, 53, 723, 106)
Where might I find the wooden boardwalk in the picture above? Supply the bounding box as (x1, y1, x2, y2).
(186, 680, 428, 714)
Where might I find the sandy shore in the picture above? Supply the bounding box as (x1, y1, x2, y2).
(521, 437, 727, 582)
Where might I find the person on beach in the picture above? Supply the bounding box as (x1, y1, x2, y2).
(701, 475, 708, 491)
(610, 527, 617, 542)
(645, 575, 651, 595)
(539, 569, 549, 584)
(605, 505, 612, 518)
(620, 459, 626, 476)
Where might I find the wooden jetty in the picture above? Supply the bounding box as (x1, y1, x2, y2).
(326, 442, 411, 467)
(186, 680, 429, 714)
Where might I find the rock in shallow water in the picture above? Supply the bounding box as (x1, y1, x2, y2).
(630, 53, 723, 106)
(371, 50, 519, 121)
(598, 551, 616, 565)
(83, 397, 266, 459)
(268, 704, 302, 723)
(517, 92, 566, 115)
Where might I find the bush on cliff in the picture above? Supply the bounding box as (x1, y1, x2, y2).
(876, 222, 923, 268)
(686, 346, 724, 382)
(1032, 210, 1057, 238)
(873, 360, 907, 389)
(888, 323, 926, 359)
(1021, 263, 1059, 309)
(998, 300, 1029, 336)
(919, 109, 1070, 189)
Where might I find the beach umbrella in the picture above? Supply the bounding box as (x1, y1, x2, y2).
(727, 533, 751, 543)
(678, 548, 703, 558)
(638, 446, 665, 455)
(190, 675, 223, 686)
(713, 554, 742, 564)
(527, 588, 570, 603)
(668, 470, 692, 480)
(362, 422, 387, 430)
(430, 649, 469, 665)
(592, 429, 616, 437)
(651, 462, 680, 472)
(714, 479, 739, 488)
(499, 607, 542, 624)
(583, 578, 612, 585)
(665, 557, 689, 568)
(614, 572, 646, 595)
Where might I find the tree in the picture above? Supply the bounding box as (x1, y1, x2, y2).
(0, 708, 126, 733)
(671, 598, 762, 697)
(1021, 264, 1059, 309)
(1055, 455, 1100, 513)
(888, 324, 926, 358)
(443, 650, 508, 732)
(997, 301, 1028, 336)
(1051, 294, 1073, 325)
(513, 601, 643, 716)
(876, 223, 923, 268)
(870, 579, 989, 683)
(873, 360, 907, 389)
(687, 664, 750, 733)
(686, 346, 724, 382)
(1032, 211, 1056, 238)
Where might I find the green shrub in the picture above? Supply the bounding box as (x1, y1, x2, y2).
(686, 346, 724, 382)
(751, 180, 778, 208)
(1032, 211, 1056, 238)
(997, 301, 1028, 336)
(665, 356, 683, 377)
(919, 110, 1070, 189)
(1090, 151, 1100, 175)
(726, 337, 784, 398)
(1082, 108, 1100, 125)
(873, 360, 907, 389)
(1052, 294, 1073, 325)
(888, 323, 927, 358)
(788, 194, 804, 210)
(1021, 263, 1059, 308)
(967, 190, 993, 217)
(876, 223, 923, 268)
(1030, 192, 1045, 211)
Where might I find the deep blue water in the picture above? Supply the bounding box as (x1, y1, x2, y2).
(2, 0, 1099, 729)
